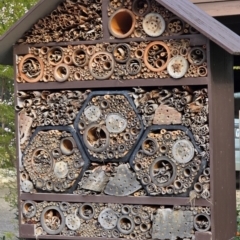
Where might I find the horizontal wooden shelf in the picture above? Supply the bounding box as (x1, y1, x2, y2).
(15, 34, 207, 55)
(16, 77, 208, 91)
(32, 236, 124, 240)
(20, 193, 211, 206)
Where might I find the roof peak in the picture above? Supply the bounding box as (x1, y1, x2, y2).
(0, 0, 240, 65)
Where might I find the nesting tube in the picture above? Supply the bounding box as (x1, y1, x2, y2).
(63, 55, 73, 65)
(108, 9, 136, 38)
(17, 91, 29, 98)
(54, 63, 70, 82)
(121, 206, 131, 215)
(19, 54, 43, 83)
(140, 223, 151, 232)
(194, 182, 203, 193)
(60, 137, 76, 156)
(79, 203, 95, 220)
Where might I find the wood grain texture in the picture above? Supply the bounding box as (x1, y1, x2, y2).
(28, 236, 123, 240)
(209, 42, 236, 240)
(16, 77, 208, 91)
(16, 34, 207, 48)
(191, 0, 238, 3)
(13, 48, 23, 235)
(195, 231, 212, 240)
(196, 1, 240, 17)
(19, 224, 35, 239)
(157, 0, 240, 54)
(20, 193, 211, 206)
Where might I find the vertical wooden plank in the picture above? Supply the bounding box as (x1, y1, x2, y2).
(209, 41, 236, 240)
(13, 46, 22, 236)
(195, 231, 212, 240)
(19, 224, 35, 239)
(102, 0, 110, 40)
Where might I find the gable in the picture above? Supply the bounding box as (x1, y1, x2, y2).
(15, 0, 211, 84)
(0, 0, 240, 66)
(18, 0, 199, 44)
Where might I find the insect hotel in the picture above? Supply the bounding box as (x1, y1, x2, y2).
(0, 0, 240, 239)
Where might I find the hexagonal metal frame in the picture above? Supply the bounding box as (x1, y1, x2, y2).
(21, 126, 90, 194)
(129, 125, 207, 197)
(74, 90, 144, 163)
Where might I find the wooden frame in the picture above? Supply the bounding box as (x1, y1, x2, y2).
(6, 0, 239, 239)
(14, 41, 236, 240)
(191, 0, 240, 17)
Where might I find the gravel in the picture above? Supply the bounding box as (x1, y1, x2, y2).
(0, 169, 18, 239)
(0, 188, 18, 239)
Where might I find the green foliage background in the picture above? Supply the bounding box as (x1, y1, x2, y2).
(0, 0, 38, 168)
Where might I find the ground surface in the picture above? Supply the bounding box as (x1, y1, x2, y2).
(0, 188, 18, 238)
(0, 168, 18, 239)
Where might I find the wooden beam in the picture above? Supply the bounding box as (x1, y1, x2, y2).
(20, 194, 211, 206)
(16, 78, 208, 91)
(191, 0, 240, 16)
(209, 41, 236, 240)
(157, 0, 240, 54)
(192, 0, 238, 3)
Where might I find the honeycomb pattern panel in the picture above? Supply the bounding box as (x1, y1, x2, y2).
(74, 91, 144, 162)
(129, 125, 207, 197)
(20, 126, 89, 193)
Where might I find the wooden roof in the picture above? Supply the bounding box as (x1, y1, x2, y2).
(157, 0, 240, 55)
(0, 0, 61, 65)
(0, 0, 240, 65)
(191, 0, 240, 17)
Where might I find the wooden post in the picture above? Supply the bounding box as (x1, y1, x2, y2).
(209, 41, 236, 239)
